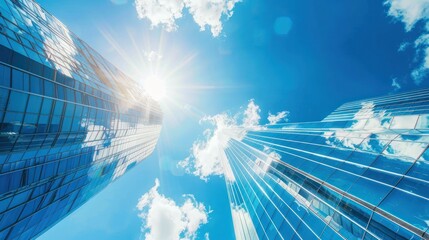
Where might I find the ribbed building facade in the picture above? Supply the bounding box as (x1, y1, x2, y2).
(0, 0, 162, 239)
(225, 89, 429, 239)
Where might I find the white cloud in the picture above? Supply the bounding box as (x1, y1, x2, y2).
(385, 0, 429, 31)
(137, 179, 209, 240)
(385, 0, 429, 84)
(135, 0, 185, 31)
(267, 111, 290, 125)
(184, 0, 240, 37)
(177, 113, 244, 181)
(178, 99, 290, 181)
(392, 78, 401, 91)
(242, 99, 261, 128)
(134, 0, 241, 37)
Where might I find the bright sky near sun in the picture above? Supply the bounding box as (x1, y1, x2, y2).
(144, 75, 166, 101)
(35, 0, 429, 239)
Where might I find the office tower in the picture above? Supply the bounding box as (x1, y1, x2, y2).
(224, 89, 429, 239)
(0, 0, 162, 239)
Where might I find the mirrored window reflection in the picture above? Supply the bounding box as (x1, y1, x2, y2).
(406, 163, 429, 184)
(383, 139, 427, 161)
(367, 212, 421, 240)
(0, 1, 163, 238)
(390, 115, 419, 130)
(416, 114, 429, 130)
(225, 90, 429, 240)
(379, 181, 429, 233)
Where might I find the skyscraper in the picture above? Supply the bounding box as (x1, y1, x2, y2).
(0, 0, 162, 239)
(224, 89, 429, 239)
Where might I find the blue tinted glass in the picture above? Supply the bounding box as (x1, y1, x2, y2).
(64, 103, 75, 117)
(27, 95, 42, 113)
(380, 182, 429, 232)
(41, 98, 53, 115)
(321, 226, 343, 240)
(22, 114, 38, 134)
(367, 212, 417, 239)
(0, 197, 12, 213)
(37, 115, 49, 133)
(0, 88, 9, 111)
(10, 190, 31, 208)
(66, 88, 74, 101)
(53, 101, 64, 115)
(362, 168, 400, 186)
(57, 85, 65, 99)
(30, 75, 43, 94)
(44, 80, 54, 97)
(7, 91, 27, 112)
(0, 33, 10, 49)
(0, 64, 10, 87)
(406, 150, 429, 181)
(49, 116, 60, 132)
(62, 117, 72, 131)
(75, 91, 82, 103)
(11, 69, 24, 91)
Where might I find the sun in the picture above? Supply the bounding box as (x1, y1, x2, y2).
(144, 75, 167, 101)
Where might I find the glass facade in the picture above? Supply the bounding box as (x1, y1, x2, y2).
(0, 0, 162, 239)
(224, 89, 429, 239)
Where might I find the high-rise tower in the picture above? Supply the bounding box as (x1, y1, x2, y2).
(224, 89, 429, 239)
(0, 0, 162, 239)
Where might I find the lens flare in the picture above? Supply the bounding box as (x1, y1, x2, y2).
(144, 75, 167, 101)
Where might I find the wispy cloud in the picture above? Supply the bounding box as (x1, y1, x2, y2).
(392, 78, 402, 91)
(134, 0, 241, 37)
(385, 0, 429, 84)
(137, 179, 209, 240)
(398, 42, 410, 52)
(144, 50, 163, 62)
(267, 111, 289, 125)
(111, 0, 128, 5)
(178, 100, 289, 181)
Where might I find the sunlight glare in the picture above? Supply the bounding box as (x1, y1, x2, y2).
(144, 75, 167, 101)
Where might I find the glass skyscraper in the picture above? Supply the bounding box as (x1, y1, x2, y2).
(0, 0, 162, 239)
(224, 89, 429, 239)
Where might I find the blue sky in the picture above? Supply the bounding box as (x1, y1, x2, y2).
(35, 0, 429, 239)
